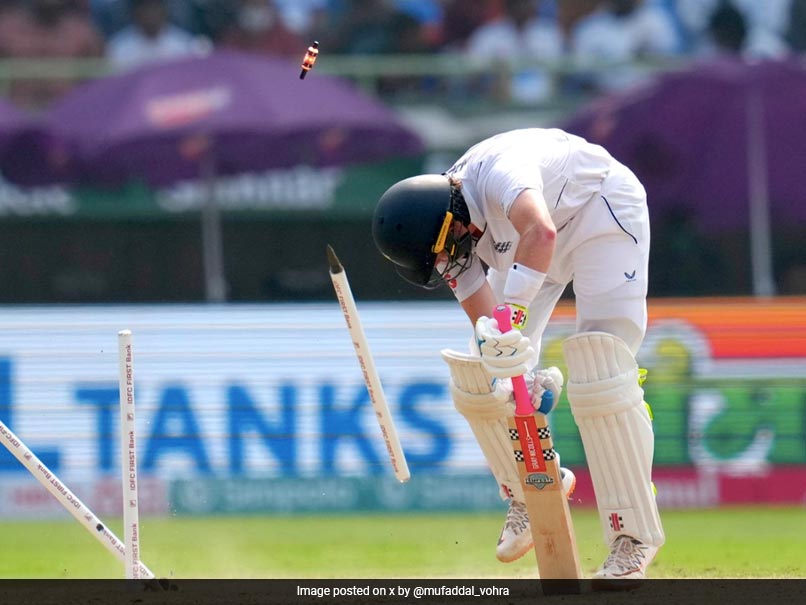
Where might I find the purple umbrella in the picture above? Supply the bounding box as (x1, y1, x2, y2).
(0, 98, 26, 152)
(562, 57, 806, 295)
(46, 50, 423, 186)
(0, 98, 73, 187)
(45, 51, 423, 301)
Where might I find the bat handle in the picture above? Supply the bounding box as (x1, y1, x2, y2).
(493, 304, 534, 417)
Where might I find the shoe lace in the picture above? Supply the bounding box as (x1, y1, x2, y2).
(504, 500, 529, 535)
(603, 536, 649, 574)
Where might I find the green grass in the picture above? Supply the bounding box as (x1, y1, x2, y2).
(0, 507, 804, 579)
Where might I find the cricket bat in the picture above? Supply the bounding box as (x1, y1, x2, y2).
(493, 304, 583, 582)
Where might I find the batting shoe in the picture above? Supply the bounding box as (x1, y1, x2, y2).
(496, 467, 577, 563)
(592, 535, 659, 589)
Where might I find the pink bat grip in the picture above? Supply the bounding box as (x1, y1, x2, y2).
(493, 304, 534, 417)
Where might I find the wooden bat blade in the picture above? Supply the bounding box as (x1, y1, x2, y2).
(508, 413, 583, 580)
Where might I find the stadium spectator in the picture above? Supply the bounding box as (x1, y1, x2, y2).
(216, 0, 303, 59)
(90, 0, 136, 36)
(322, 0, 418, 54)
(0, 0, 104, 108)
(704, 1, 748, 55)
(568, 0, 682, 91)
(676, 0, 791, 57)
(464, 0, 564, 104)
(393, 0, 444, 47)
(89, 0, 198, 37)
(555, 0, 600, 45)
(786, 0, 806, 53)
(693, 0, 791, 59)
(106, 0, 208, 71)
(376, 10, 440, 96)
(731, 0, 791, 57)
(186, 0, 237, 41)
(271, 0, 336, 36)
(440, 0, 503, 51)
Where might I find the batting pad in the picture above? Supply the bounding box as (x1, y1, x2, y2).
(563, 332, 665, 548)
(440, 349, 524, 502)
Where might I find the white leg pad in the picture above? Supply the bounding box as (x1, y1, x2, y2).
(563, 332, 665, 548)
(440, 349, 524, 502)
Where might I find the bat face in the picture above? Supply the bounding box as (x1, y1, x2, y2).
(509, 411, 582, 582)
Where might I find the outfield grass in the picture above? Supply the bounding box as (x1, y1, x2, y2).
(0, 507, 804, 579)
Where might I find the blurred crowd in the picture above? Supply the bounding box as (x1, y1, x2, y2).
(0, 0, 805, 107)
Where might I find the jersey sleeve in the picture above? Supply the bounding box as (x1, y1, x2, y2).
(478, 154, 544, 217)
(444, 257, 487, 303)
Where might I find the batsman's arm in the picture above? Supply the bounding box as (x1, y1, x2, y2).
(509, 189, 556, 275)
(460, 280, 498, 326)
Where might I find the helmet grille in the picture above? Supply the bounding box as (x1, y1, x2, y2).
(449, 185, 471, 227)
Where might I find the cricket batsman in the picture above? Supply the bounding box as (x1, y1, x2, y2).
(371, 127, 665, 580)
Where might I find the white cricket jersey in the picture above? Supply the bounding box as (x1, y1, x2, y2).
(443, 128, 615, 301)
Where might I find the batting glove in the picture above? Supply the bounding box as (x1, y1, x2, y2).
(526, 366, 564, 414)
(474, 315, 535, 379)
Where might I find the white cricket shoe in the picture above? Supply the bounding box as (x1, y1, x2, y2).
(496, 468, 576, 563)
(592, 535, 659, 586)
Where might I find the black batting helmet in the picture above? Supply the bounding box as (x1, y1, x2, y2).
(372, 174, 474, 288)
